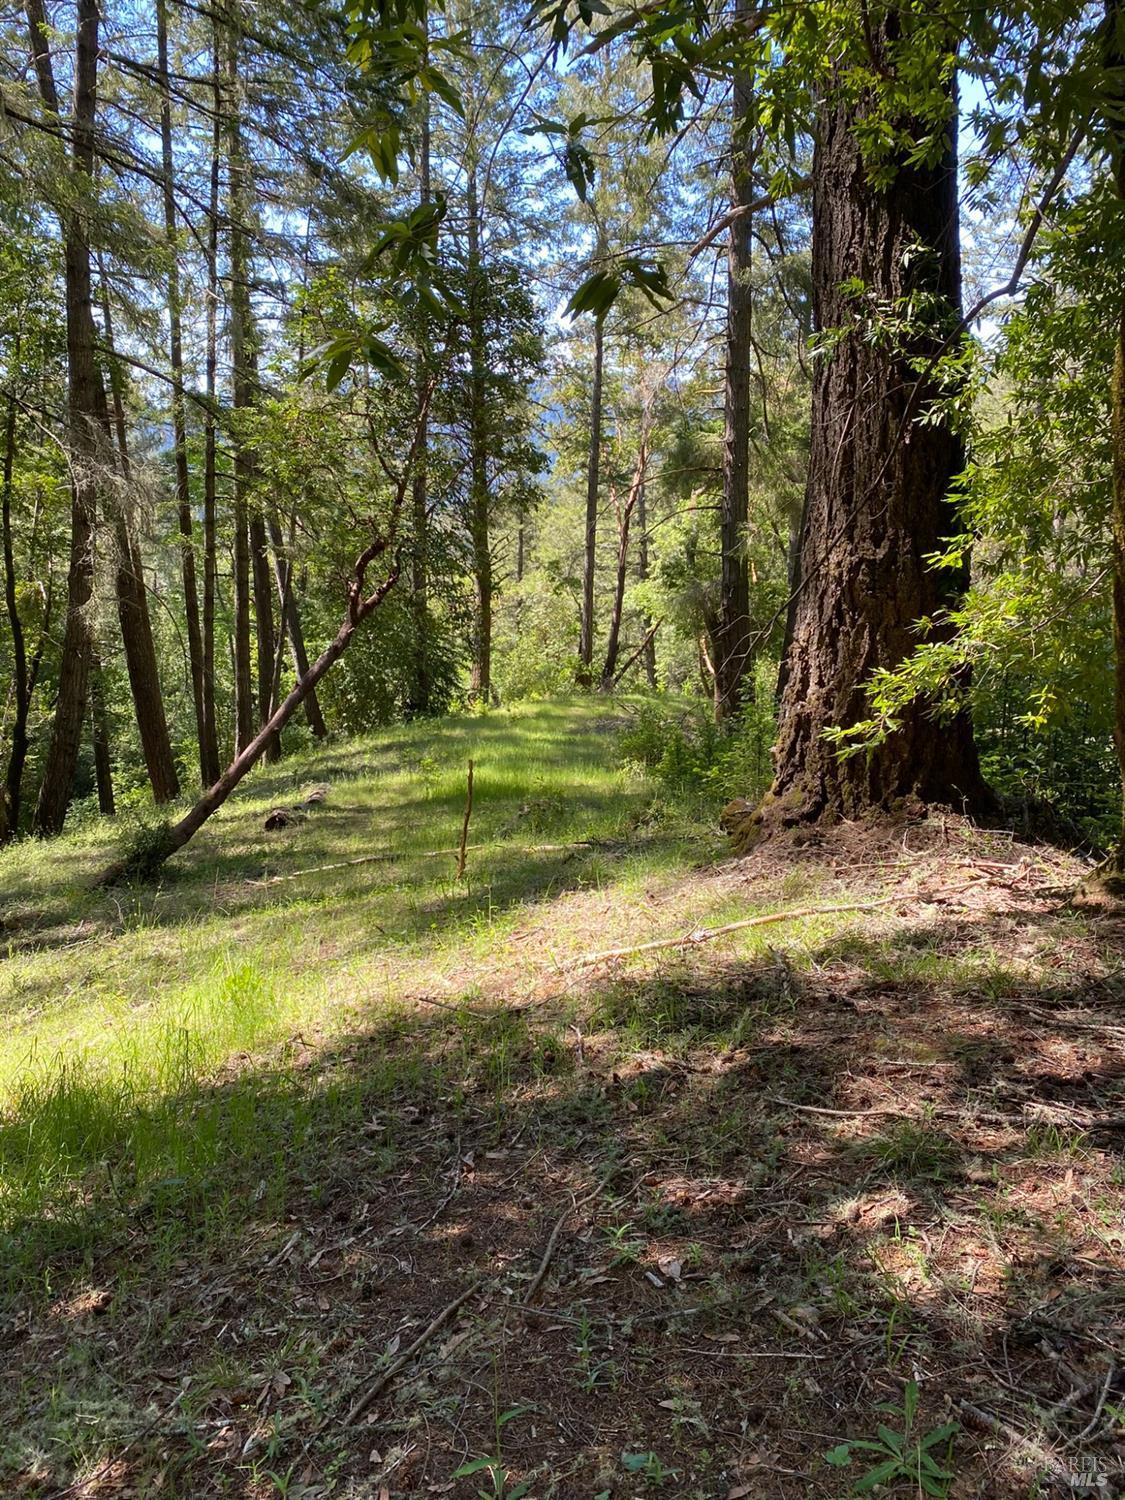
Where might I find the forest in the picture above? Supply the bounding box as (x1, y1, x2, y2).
(2, 1, 1125, 1497)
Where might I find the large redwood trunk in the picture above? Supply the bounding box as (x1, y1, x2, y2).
(741, 42, 987, 838)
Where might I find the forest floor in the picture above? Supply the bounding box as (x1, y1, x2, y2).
(1, 698, 1124, 1500)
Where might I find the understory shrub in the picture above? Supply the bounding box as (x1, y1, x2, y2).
(618, 672, 777, 809)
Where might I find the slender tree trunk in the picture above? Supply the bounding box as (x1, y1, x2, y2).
(577, 310, 605, 684)
(466, 166, 492, 702)
(225, 24, 255, 753)
(100, 282, 180, 803)
(1, 386, 26, 842)
(737, 36, 987, 842)
(636, 478, 656, 687)
(407, 80, 433, 716)
(157, 0, 210, 788)
(250, 510, 280, 759)
(600, 442, 647, 689)
(714, 7, 755, 720)
(202, 21, 222, 781)
(90, 650, 115, 816)
(29, 0, 100, 835)
(1113, 306, 1125, 863)
(266, 506, 327, 737)
(1105, 0, 1125, 871)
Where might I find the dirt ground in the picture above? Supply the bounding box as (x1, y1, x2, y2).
(4, 816, 1124, 1498)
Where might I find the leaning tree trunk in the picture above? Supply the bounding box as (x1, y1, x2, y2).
(713, 10, 755, 721)
(29, 0, 100, 835)
(98, 387, 434, 884)
(730, 45, 988, 844)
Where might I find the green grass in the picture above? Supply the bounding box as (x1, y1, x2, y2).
(0, 697, 726, 1295)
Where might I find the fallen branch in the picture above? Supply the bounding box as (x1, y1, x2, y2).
(525, 1181, 605, 1304)
(770, 1095, 907, 1120)
(957, 1400, 1072, 1484)
(342, 1276, 486, 1426)
(566, 897, 900, 969)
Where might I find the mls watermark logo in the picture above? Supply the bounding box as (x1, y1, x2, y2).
(1066, 1461, 1121, 1493)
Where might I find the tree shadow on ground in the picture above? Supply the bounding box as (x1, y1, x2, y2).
(1, 903, 1123, 1498)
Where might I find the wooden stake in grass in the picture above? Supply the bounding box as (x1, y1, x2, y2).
(456, 759, 474, 881)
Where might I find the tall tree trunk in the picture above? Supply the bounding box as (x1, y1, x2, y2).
(250, 510, 280, 759)
(225, 23, 255, 754)
(600, 441, 648, 689)
(577, 308, 605, 684)
(157, 0, 211, 788)
(714, 9, 755, 721)
(29, 0, 100, 835)
(202, 19, 222, 781)
(466, 166, 492, 702)
(90, 649, 115, 817)
(737, 37, 987, 841)
(266, 506, 327, 737)
(1, 385, 26, 842)
(100, 281, 180, 803)
(636, 476, 656, 687)
(406, 81, 432, 716)
(1105, 0, 1125, 872)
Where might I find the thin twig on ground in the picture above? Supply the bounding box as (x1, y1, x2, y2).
(341, 1276, 487, 1427)
(525, 1181, 605, 1304)
(566, 898, 901, 969)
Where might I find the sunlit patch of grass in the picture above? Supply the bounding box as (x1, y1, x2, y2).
(0, 699, 719, 1298)
(853, 1118, 958, 1183)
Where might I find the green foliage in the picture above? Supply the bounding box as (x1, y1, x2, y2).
(617, 681, 776, 807)
(824, 1381, 958, 1497)
(820, 189, 1124, 847)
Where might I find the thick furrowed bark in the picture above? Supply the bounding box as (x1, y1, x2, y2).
(741, 35, 987, 844)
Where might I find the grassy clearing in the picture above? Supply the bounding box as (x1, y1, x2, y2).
(2, 701, 1124, 1498)
(0, 699, 714, 1285)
